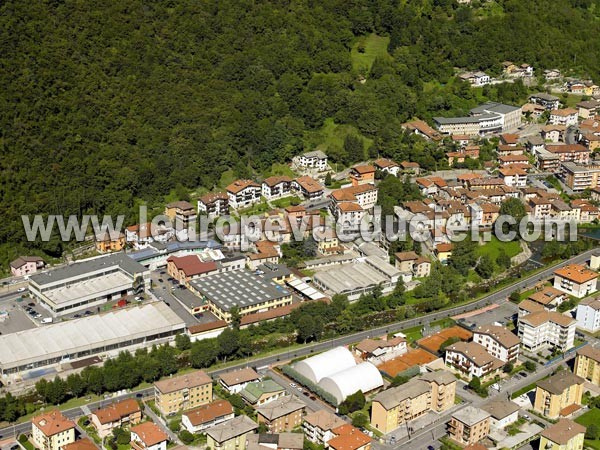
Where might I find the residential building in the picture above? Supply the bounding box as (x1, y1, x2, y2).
(576, 297, 600, 333)
(354, 337, 407, 364)
(31, 411, 76, 450)
(370, 371, 456, 434)
(91, 399, 142, 438)
(327, 425, 372, 450)
(560, 162, 600, 192)
(553, 264, 598, 298)
(298, 150, 328, 171)
(62, 439, 97, 450)
(226, 180, 261, 209)
(164, 201, 197, 227)
(125, 222, 173, 247)
(292, 176, 325, 200)
(527, 286, 566, 309)
(246, 433, 303, 450)
(198, 192, 229, 219)
(445, 341, 503, 380)
(575, 345, 600, 385)
(94, 230, 126, 253)
(549, 108, 579, 126)
(181, 400, 234, 433)
(240, 380, 287, 406)
(433, 102, 522, 136)
(498, 167, 527, 188)
(374, 158, 400, 176)
(219, 367, 261, 394)
(542, 125, 566, 143)
(402, 120, 443, 141)
(256, 396, 305, 433)
(166, 255, 217, 284)
(130, 422, 168, 450)
(188, 270, 293, 322)
(472, 325, 520, 363)
(262, 176, 292, 200)
(303, 410, 346, 445)
(206, 415, 259, 450)
(545, 144, 590, 165)
(400, 161, 421, 174)
(154, 370, 212, 416)
(481, 399, 520, 429)
(577, 100, 600, 119)
(533, 372, 584, 419)
(458, 71, 490, 86)
(28, 253, 150, 317)
(518, 311, 576, 352)
(10, 256, 44, 277)
(350, 165, 376, 186)
(447, 406, 491, 446)
(539, 419, 585, 450)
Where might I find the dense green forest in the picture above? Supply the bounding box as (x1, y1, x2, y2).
(1, 0, 600, 267)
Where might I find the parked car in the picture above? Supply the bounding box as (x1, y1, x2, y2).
(289, 383, 296, 388)
(84, 311, 92, 316)
(28, 302, 35, 307)
(73, 313, 81, 318)
(17, 287, 26, 292)
(519, 372, 528, 377)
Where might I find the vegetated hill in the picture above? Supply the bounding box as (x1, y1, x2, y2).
(0, 0, 599, 267)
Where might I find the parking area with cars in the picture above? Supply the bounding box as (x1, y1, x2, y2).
(0, 297, 40, 335)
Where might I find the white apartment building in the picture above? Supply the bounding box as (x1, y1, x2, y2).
(553, 264, 598, 298)
(576, 297, 600, 333)
(303, 410, 346, 445)
(473, 325, 520, 363)
(226, 179, 261, 209)
(499, 167, 527, 188)
(298, 150, 328, 171)
(261, 176, 292, 200)
(445, 341, 503, 380)
(518, 311, 576, 352)
(549, 108, 579, 126)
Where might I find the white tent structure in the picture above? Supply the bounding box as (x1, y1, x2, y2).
(293, 347, 356, 384)
(318, 362, 383, 404)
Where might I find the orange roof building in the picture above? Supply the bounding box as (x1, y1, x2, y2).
(130, 422, 169, 450)
(328, 424, 372, 450)
(32, 410, 76, 450)
(553, 264, 598, 298)
(181, 400, 234, 433)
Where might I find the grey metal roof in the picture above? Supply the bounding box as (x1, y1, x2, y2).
(530, 93, 560, 102)
(434, 116, 483, 125)
(470, 102, 521, 115)
(189, 270, 290, 312)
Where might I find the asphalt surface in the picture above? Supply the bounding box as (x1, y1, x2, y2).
(0, 248, 597, 442)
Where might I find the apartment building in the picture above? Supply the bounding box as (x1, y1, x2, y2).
(448, 406, 491, 446)
(350, 165, 376, 186)
(226, 179, 261, 209)
(31, 411, 76, 450)
(246, 433, 303, 450)
(154, 370, 213, 416)
(575, 345, 600, 385)
(198, 192, 230, 218)
(553, 264, 598, 298)
(445, 341, 503, 380)
(529, 197, 553, 218)
(166, 255, 218, 284)
(481, 399, 520, 429)
(529, 93, 560, 110)
(164, 201, 197, 227)
(256, 396, 305, 433)
(262, 176, 292, 200)
(498, 167, 527, 188)
(130, 422, 168, 450)
(303, 410, 346, 445)
(528, 286, 566, 310)
(472, 325, 520, 363)
(240, 380, 287, 406)
(330, 185, 378, 210)
(292, 176, 325, 200)
(181, 400, 234, 433)
(298, 150, 328, 171)
(560, 162, 600, 192)
(549, 108, 579, 126)
(577, 99, 600, 119)
(545, 144, 590, 165)
(370, 371, 456, 433)
(533, 371, 584, 419)
(540, 419, 585, 450)
(518, 311, 576, 352)
(206, 416, 259, 450)
(576, 297, 600, 333)
(219, 367, 261, 394)
(91, 398, 142, 438)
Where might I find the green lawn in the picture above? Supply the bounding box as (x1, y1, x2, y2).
(272, 196, 302, 208)
(576, 408, 600, 449)
(510, 382, 536, 399)
(563, 93, 585, 108)
(218, 169, 237, 189)
(303, 118, 373, 162)
(401, 325, 423, 343)
(350, 33, 391, 73)
(263, 163, 296, 179)
(476, 236, 521, 260)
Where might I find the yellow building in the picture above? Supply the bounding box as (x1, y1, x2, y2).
(575, 345, 600, 385)
(154, 370, 212, 416)
(533, 371, 584, 419)
(371, 371, 456, 434)
(540, 419, 585, 450)
(31, 410, 76, 450)
(206, 416, 258, 450)
(95, 231, 126, 253)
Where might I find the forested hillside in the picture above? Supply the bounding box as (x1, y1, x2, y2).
(1, 0, 600, 266)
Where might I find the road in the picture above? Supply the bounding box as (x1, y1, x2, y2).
(0, 248, 597, 441)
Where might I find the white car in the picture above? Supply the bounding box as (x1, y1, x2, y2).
(17, 287, 26, 292)
(289, 383, 296, 388)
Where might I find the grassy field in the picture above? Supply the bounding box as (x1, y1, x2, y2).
(476, 236, 521, 260)
(350, 33, 390, 73)
(303, 118, 373, 163)
(263, 163, 296, 179)
(563, 93, 585, 108)
(510, 382, 536, 399)
(576, 408, 600, 449)
(218, 169, 237, 189)
(401, 325, 423, 343)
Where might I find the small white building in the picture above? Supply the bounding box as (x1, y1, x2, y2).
(549, 108, 579, 126)
(553, 264, 598, 298)
(482, 399, 520, 430)
(576, 297, 600, 333)
(472, 325, 520, 363)
(181, 400, 235, 433)
(518, 311, 576, 352)
(298, 150, 328, 171)
(219, 367, 261, 394)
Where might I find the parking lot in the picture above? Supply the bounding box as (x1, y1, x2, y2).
(0, 296, 39, 335)
(455, 301, 518, 330)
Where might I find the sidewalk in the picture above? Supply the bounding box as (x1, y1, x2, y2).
(143, 404, 180, 445)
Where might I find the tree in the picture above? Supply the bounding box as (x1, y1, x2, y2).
(191, 340, 218, 368)
(496, 250, 511, 270)
(439, 336, 460, 352)
(390, 375, 410, 387)
(217, 328, 240, 361)
(503, 362, 514, 373)
(468, 376, 481, 391)
(296, 314, 323, 343)
(229, 306, 241, 329)
(352, 412, 369, 428)
(343, 135, 364, 164)
(449, 239, 477, 276)
(338, 390, 365, 415)
(509, 290, 520, 303)
(498, 197, 527, 238)
(586, 424, 599, 440)
(524, 361, 536, 372)
(66, 374, 86, 397)
(168, 419, 181, 432)
(175, 333, 191, 351)
(475, 254, 495, 279)
(324, 172, 332, 186)
(112, 428, 131, 446)
(178, 430, 194, 445)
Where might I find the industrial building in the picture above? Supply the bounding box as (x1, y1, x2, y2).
(28, 253, 150, 316)
(0, 302, 185, 375)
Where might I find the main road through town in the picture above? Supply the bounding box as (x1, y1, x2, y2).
(0, 248, 597, 441)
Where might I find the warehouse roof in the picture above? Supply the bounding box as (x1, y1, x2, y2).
(189, 270, 290, 312)
(318, 362, 383, 404)
(294, 347, 356, 384)
(0, 302, 185, 371)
